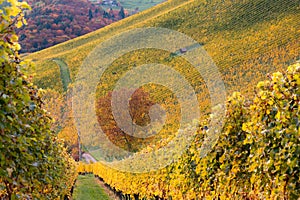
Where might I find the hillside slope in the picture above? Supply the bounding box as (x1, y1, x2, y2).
(25, 0, 300, 155)
(25, 0, 193, 92)
(26, 0, 300, 95)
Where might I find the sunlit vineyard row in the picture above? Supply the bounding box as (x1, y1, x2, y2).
(78, 63, 300, 199)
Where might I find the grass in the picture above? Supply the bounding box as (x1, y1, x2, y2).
(73, 174, 111, 200)
(101, 0, 164, 12)
(52, 58, 72, 92)
(102, 0, 164, 13)
(119, 0, 165, 11)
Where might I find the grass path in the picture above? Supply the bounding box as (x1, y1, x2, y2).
(73, 174, 111, 200)
(52, 58, 72, 92)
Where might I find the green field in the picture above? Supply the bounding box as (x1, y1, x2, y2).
(120, 0, 165, 11)
(100, 0, 165, 12)
(73, 175, 111, 200)
(52, 58, 72, 92)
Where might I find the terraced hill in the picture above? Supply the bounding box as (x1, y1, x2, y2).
(27, 0, 300, 96)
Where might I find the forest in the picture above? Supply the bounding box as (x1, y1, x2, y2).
(18, 0, 128, 52)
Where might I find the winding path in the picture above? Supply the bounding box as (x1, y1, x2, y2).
(52, 59, 116, 199)
(52, 58, 72, 92)
(82, 153, 97, 164)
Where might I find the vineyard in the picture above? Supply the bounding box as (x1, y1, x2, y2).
(25, 0, 300, 160)
(78, 63, 300, 199)
(0, 1, 77, 199)
(26, 0, 300, 96)
(1, 0, 300, 199)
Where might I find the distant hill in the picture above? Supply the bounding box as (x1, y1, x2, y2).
(18, 0, 128, 52)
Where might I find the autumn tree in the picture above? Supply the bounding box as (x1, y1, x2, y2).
(96, 88, 155, 155)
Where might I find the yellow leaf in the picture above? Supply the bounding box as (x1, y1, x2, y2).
(20, 2, 31, 10)
(268, 100, 274, 106)
(11, 35, 18, 42)
(15, 21, 23, 28)
(15, 43, 21, 51)
(275, 111, 280, 120)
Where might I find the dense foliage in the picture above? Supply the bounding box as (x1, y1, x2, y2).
(17, 0, 129, 53)
(41, 88, 79, 160)
(0, 0, 76, 198)
(96, 88, 156, 153)
(78, 63, 300, 199)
